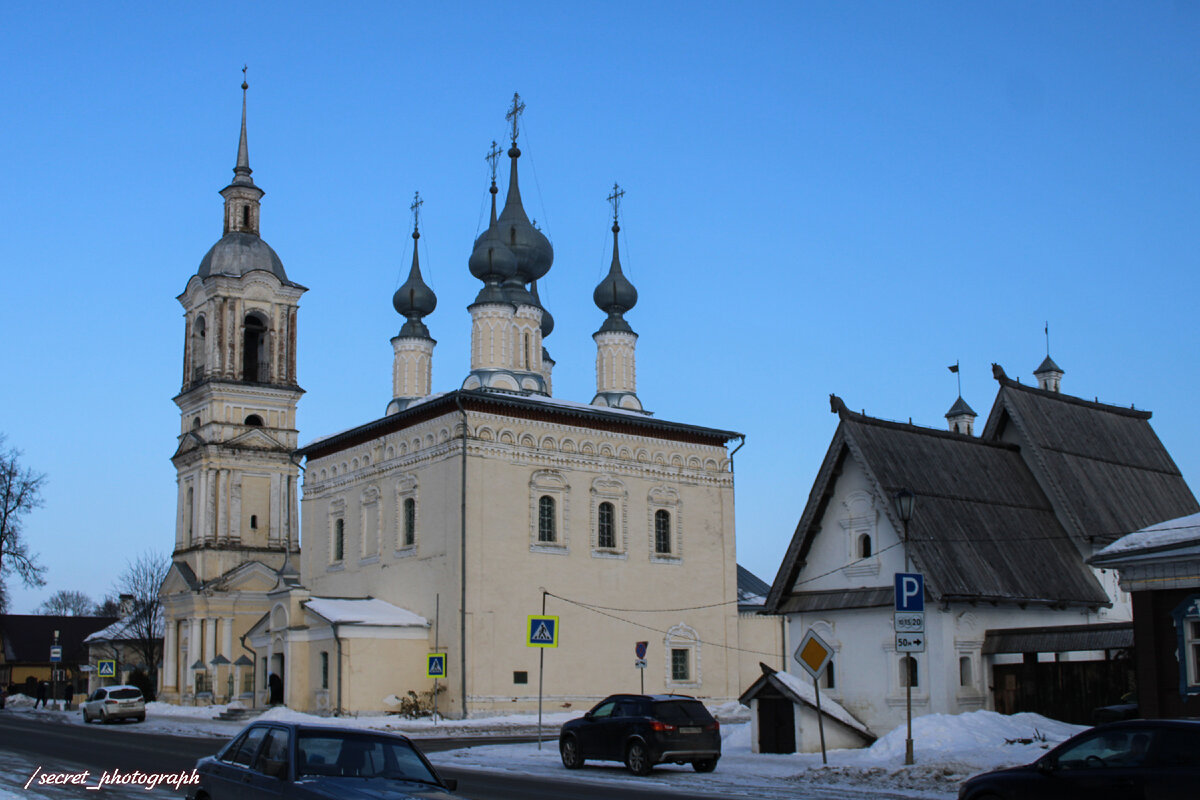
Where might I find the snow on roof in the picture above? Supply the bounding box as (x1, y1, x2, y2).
(1094, 511, 1200, 558)
(302, 597, 428, 627)
(83, 609, 164, 643)
(772, 669, 872, 737)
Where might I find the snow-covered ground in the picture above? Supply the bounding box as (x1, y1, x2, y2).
(0, 699, 1086, 799)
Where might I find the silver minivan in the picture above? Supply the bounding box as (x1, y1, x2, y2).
(81, 685, 145, 723)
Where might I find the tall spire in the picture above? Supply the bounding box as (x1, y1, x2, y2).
(232, 66, 255, 188)
(486, 140, 502, 225)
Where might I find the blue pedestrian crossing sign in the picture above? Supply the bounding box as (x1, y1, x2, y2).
(527, 615, 559, 648)
(426, 653, 447, 679)
(97, 659, 116, 678)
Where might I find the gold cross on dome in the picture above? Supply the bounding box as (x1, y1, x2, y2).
(410, 191, 423, 233)
(607, 183, 625, 222)
(486, 140, 502, 182)
(506, 92, 525, 144)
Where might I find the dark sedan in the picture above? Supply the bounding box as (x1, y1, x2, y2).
(189, 721, 456, 800)
(958, 719, 1200, 800)
(559, 693, 721, 775)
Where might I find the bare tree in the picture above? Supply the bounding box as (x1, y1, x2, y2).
(111, 551, 169, 697)
(0, 435, 47, 607)
(38, 589, 95, 616)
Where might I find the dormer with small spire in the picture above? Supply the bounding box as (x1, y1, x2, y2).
(945, 395, 977, 435)
(388, 192, 438, 414)
(591, 183, 644, 412)
(1034, 355, 1064, 393)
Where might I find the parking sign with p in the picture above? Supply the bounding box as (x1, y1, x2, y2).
(895, 572, 924, 612)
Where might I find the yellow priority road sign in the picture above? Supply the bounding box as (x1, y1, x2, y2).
(526, 615, 559, 648)
(794, 629, 834, 679)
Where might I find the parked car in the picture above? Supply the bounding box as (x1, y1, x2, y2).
(559, 693, 721, 775)
(189, 722, 456, 800)
(958, 719, 1200, 800)
(80, 685, 145, 723)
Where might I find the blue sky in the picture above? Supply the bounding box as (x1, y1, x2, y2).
(2, 2, 1198, 613)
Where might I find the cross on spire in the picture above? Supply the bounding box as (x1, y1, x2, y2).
(607, 183, 625, 223)
(506, 92, 525, 145)
(410, 191, 423, 234)
(486, 140, 502, 184)
(241, 64, 248, 92)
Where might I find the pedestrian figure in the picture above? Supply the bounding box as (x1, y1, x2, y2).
(34, 681, 47, 709)
(268, 672, 283, 705)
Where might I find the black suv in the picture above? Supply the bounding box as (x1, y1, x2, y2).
(559, 694, 721, 775)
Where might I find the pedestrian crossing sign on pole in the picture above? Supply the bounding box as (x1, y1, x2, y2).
(526, 615, 559, 648)
(97, 659, 116, 678)
(426, 653, 447, 679)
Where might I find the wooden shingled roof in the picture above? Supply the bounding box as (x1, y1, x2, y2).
(767, 398, 1108, 612)
(983, 365, 1199, 546)
(767, 369, 1198, 614)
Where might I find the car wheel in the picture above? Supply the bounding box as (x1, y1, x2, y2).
(99, 709, 110, 724)
(692, 758, 717, 773)
(135, 713, 145, 723)
(625, 740, 652, 776)
(560, 736, 584, 769)
(81, 709, 90, 724)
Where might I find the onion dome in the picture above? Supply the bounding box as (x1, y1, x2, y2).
(468, 221, 518, 304)
(593, 219, 638, 332)
(393, 226, 437, 338)
(496, 143, 554, 284)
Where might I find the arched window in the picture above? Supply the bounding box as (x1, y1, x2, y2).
(654, 509, 671, 554)
(242, 206, 250, 229)
(858, 533, 872, 558)
(243, 314, 267, 382)
(192, 316, 207, 380)
(334, 518, 345, 562)
(959, 656, 973, 687)
(245, 414, 263, 427)
(403, 497, 416, 547)
(824, 659, 836, 689)
(598, 502, 615, 549)
(523, 331, 531, 369)
(538, 495, 556, 543)
(186, 487, 194, 541)
(192, 417, 201, 429)
(900, 656, 919, 688)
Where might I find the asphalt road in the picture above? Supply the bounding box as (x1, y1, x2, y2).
(0, 713, 760, 800)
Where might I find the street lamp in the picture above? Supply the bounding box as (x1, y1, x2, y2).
(893, 488, 916, 765)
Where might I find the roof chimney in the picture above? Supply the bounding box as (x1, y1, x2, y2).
(118, 593, 135, 617)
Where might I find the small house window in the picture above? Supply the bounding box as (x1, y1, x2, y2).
(513, 671, 528, 685)
(654, 509, 671, 554)
(959, 656, 973, 687)
(250, 515, 258, 530)
(858, 533, 872, 558)
(598, 502, 615, 549)
(334, 519, 345, 562)
(538, 495, 556, 543)
(320, 652, 329, 690)
(900, 656, 919, 688)
(403, 497, 416, 547)
(1187, 619, 1200, 686)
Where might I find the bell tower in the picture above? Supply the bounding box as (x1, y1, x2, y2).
(171, 74, 306, 583)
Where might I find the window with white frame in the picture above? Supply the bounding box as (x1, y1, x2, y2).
(328, 498, 346, 566)
(648, 485, 681, 562)
(1172, 595, 1200, 694)
(665, 624, 700, 687)
(529, 470, 569, 552)
(395, 475, 418, 553)
(840, 490, 879, 576)
(590, 475, 627, 556)
(959, 656, 973, 687)
(1186, 616, 1200, 687)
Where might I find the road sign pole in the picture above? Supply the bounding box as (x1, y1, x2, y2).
(433, 595, 440, 724)
(537, 591, 547, 751)
(813, 674, 827, 765)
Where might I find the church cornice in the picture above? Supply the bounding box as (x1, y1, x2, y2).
(299, 389, 740, 462)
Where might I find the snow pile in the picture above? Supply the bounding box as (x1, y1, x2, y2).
(868, 710, 1083, 763)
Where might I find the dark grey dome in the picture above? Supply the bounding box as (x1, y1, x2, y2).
(593, 222, 637, 331)
(393, 231, 437, 337)
(198, 231, 288, 282)
(468, 222, 518, 285)
(530, 281, 553, 338)
(496, 146, 554, 283)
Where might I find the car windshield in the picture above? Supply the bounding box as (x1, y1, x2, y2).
(296, 731, 439, 784)
(653, 700, 714, 725)
(109, 689, 142, 700)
